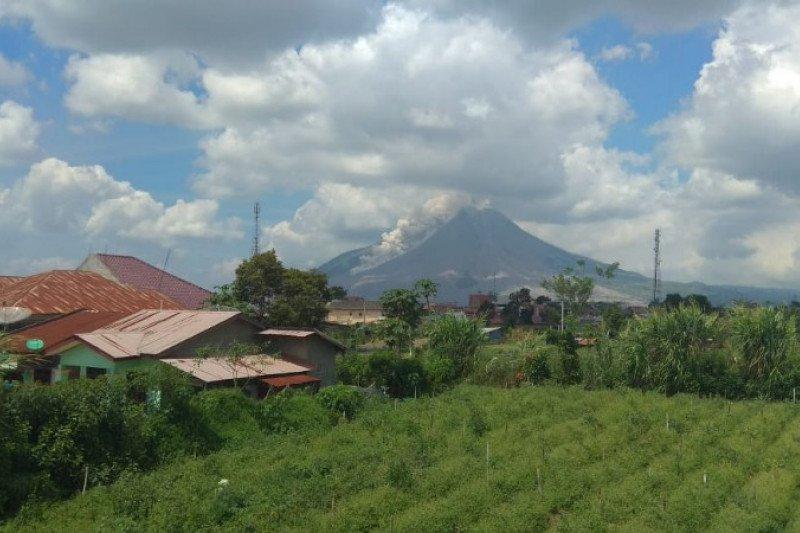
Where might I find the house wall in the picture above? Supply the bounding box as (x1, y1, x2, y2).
(77, 254, 119, 282)
(326, 308, 384, 325)
(266, 336, 339, 386)
(55, 344, 156, 380)
(164, 318, 263, 356)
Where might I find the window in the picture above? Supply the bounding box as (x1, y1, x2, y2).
(33, 368, 52, 384)
(86, 367, 107, 379)
(62, 366, 80, 380)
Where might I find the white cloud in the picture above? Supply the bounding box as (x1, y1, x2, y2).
(0, 53, 31, 86)
(0, 101, 39, 166)
(2, 158, 242, 245)
(658, 2, 800, 196)
(599, 42, 654, 62)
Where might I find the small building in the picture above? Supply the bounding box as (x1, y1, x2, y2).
(326, 297, 384, 325)
(259, 328, 346, 386)
(46, 309, 264, 382)
(78, 253, 212, 309)
(162, 355, 319, 397)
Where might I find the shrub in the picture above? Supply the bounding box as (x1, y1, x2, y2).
(260, 390, 331, 433)
(337, 352, 370, 386)
(521, 349, 551, 384)
(316, 385, 365, 420)
(425, 315, 487, 378)
(622, 305, 720, 395)
(422, 352, 457, 392)
(728, 306, 800, 399)
(579, 339, 625, 389)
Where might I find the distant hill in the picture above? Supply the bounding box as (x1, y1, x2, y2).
(320, 207, 799, 306)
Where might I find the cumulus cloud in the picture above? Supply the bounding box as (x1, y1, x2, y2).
(599, 42, 654, 62)
(0, 101, 39, 166)
(1, 158, 242, 245)
(0, 53, 31, 86)
(658, 2, 800, 196)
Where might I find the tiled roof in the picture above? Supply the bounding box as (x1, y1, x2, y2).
(75, 309, 242, 359)
(260, 327, 347, 351)
(162, 355, 310, 384)
(0, 271, 183, 315)
(10, 310, 127, 355)
(91, 254, 211, 309)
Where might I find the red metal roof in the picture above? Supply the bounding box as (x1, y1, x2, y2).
(263, 374, 320, 387)
(163, 356, 311, 384)
(0, 270, 184, 315)
(10, 310, 127, 354)
(0, 276, 23, 290)
(91, 254, 211, 309)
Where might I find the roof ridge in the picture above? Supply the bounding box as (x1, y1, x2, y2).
(99, 254, 211, 293)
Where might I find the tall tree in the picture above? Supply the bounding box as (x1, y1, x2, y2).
(380, 288, 423, 327)
(233, 251, 284, 317)
(269, 269, 329, 328)
(502, 287, 533, 326)
(414, 279, 438, 311)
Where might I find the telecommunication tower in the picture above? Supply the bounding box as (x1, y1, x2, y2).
(252, 202, 261, 257)
(652, 228, 662, 304)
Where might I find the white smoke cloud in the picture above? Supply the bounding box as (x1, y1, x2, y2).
(353, 192, 481, 272)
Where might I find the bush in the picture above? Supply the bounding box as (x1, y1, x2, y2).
(337, 352, 370, 386)
(521, 349, 551, 384)
(422, 352, 457, 392)
(316, 385, 365, 420)
(728, 306, 800, 399)
(579, 339, 627, 389)
(259, 391, 330, 433)
(622, 305, 720, 395)
(425, 316, 486, 378)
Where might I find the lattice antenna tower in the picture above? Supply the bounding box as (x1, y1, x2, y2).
(252, 202, 261, 257)
(653, 228, 662, 304)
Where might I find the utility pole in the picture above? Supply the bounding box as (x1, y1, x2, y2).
(252, 202, 261, 257)
(652, 228, 661, 305)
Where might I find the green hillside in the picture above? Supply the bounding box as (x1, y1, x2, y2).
(8, 384, 800, 532)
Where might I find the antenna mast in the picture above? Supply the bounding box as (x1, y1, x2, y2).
(652, 228, 661, 304)
(252, 202, 261, 257)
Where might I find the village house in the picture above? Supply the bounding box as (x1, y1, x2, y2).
(260, 328, 346, 386)
(325, 297, 384, 325)
(78, 253, 212, 309)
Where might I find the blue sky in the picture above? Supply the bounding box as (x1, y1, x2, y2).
(1, 1, 800, 291)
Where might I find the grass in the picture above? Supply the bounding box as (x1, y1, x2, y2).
(6, 384, 800, 531)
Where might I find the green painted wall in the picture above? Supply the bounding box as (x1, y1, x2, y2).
(56, 344, 156, 381)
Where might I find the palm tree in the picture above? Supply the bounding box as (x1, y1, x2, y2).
(414, 279, 438, 312)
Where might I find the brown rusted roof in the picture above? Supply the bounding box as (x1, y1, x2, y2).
(0, 276, 23, 290)
(260, 327, 346, 351)
(74, 309, 243, 359)
(0, 271, 183, 315)
(10, 310, 127, 354)
(162, 355, 310, 384)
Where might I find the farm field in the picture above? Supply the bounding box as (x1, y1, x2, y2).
(6, 384, 800, 532)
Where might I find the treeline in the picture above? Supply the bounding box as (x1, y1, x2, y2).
(0, 367, 364, 518)
(482, 304, 800, 401)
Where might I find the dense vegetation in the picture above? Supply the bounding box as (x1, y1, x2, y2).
(0, 368, 358, 519)
(7, 384, 800, 531)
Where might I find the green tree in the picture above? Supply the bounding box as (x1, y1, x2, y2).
(326, 286, 347, 301)
(269, 269, 329, 328)
(233, 251, 284, 317)
(207, 284, 252, 314)
(502, 287, 533, 326)
(541, 260, 618, 325)
(379, 288, 423, 327)
(374, 318, 415, 353)
(414, 279, 438, 311)
(600, 304, 627, 338)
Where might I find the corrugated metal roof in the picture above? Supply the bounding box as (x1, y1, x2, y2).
(0, 271, 183, 315)
(10, 310, 127, 354)
(162, 355, 309, 384)
(260, 327, 347, 351)
(88, 254, 212, 309)
(327, 298, 383, 311)
(75, 309, 241, 358)
(0, 276, 23, 290)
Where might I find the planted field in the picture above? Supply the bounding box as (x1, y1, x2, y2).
(6, 385, 800, 531)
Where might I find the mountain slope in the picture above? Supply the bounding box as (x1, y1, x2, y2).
(320, 207, 799, 305)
